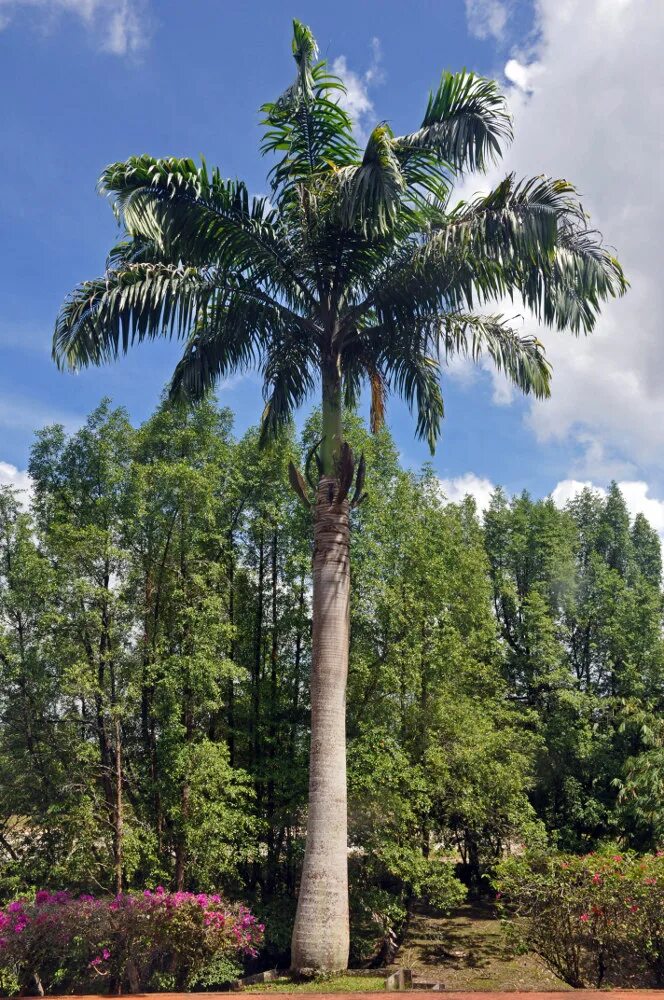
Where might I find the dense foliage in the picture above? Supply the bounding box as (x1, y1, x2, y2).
(0, 397, 662, 964)
(0, 888, 262, 994)
(494, 850, 664, 986)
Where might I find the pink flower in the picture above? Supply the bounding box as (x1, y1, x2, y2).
(579, 913, 590, 922)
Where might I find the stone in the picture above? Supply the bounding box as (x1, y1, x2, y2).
(231, 968, 279, 990)
(385, 968, 413, 991)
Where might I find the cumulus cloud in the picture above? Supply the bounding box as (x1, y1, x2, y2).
(0, 462, 33, 507)
(0, 0, 150, 54)
(439, 472, 497, 513)
(441, 470, 664, 540)
(332, 37, 384, 142)
(503, 57, 542, 92)
(489, 1, 664, 481)
(465, 0, 510, 41)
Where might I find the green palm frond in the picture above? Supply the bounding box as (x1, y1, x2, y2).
(259, 336, 319, 445)
(53, 262, 306, 373)
(395, 70, 512, 175)
(261, 21, 359, 204)
(442, 312, 551, 398)
(351, 173, 624, 335)
(54, 263, 217, 369)
(169, 312, 260, 402)
(100, 156, 312, 305)
(333, 123, 405, 235)
(443, 174, 584, 256)
(383, 347, 444, 453)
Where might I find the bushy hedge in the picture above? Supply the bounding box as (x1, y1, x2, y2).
(0, 888, 263, 995)
(494, 850, 664, 987)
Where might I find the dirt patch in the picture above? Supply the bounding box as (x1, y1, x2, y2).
(393, 901, 571, 991)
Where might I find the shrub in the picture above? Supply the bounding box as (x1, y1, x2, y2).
(0, 888, 263, 994)
(494, 850, 664, 987)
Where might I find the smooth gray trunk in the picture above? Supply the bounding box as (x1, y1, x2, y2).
(290, 475, 350, 972)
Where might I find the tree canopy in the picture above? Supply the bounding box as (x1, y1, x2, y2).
(0, 398, 662, 959)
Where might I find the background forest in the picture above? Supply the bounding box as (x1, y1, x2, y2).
(0, 397, 662, 963)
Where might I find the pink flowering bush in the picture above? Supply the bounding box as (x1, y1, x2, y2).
(0, 888, 263, 994)
(494, 850, 664, 987)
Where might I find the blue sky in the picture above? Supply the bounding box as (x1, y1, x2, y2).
(1, 0, 662, 525)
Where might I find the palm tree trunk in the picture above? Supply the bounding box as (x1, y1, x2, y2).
(291, 474, 350, 972)
(291, 361, 350, 972)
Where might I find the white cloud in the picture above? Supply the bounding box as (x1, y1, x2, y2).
(504, 57, 542, 92)
(0, 462, 33, 508)
(439, 472, 496, 513)
(550, 478, 601, 508)
(487, 1, 664, 477)
(440, 470, 664, 540)
(0, 462, 32, 493)
(332, 37, 384, 142)
(551, 478, 664, 538)
(0, 0, 150, 54)
(465, 0, 510, 41)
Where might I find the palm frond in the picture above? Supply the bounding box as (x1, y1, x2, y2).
(349, 174, 625, 333)
(53, 263, 217, 370)
(442, 312, 551, 398)
(259, 335, 319, 445)
(169, 288, 315, 403)
(52, 263, 304, 373)
(261, 21, 359, 204)
(442, 174, 584, 258)
(394, 70, 512, 175)
(333, 123, 405, 235)
(100, 156, 312, 306)
(384, 347, 444, 452)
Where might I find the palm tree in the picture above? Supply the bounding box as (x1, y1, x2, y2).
(53, 20, 625, 973)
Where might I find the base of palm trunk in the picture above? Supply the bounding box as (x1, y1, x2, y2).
(290, 476, 350, 974)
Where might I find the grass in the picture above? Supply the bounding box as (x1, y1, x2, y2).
(393, 900, 572, 991)
(244, 974, 387, 993)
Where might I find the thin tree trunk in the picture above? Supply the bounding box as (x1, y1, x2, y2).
(113, 715, 123, 895)
(266, 529, 279, 891)
(227, 530, 236, 763)
(291, 474, 350, 972)
(252, 529, 265, 774)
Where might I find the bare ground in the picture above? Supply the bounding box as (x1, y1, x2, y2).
(393, 901, 571, 991)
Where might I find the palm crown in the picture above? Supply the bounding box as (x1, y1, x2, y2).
(54, 19, 626, 466)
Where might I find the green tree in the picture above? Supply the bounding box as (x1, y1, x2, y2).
(485, 484, 664, 851)
(52, 21, 624, 971)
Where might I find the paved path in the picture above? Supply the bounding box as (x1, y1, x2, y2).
(48, 992, 664, 998)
